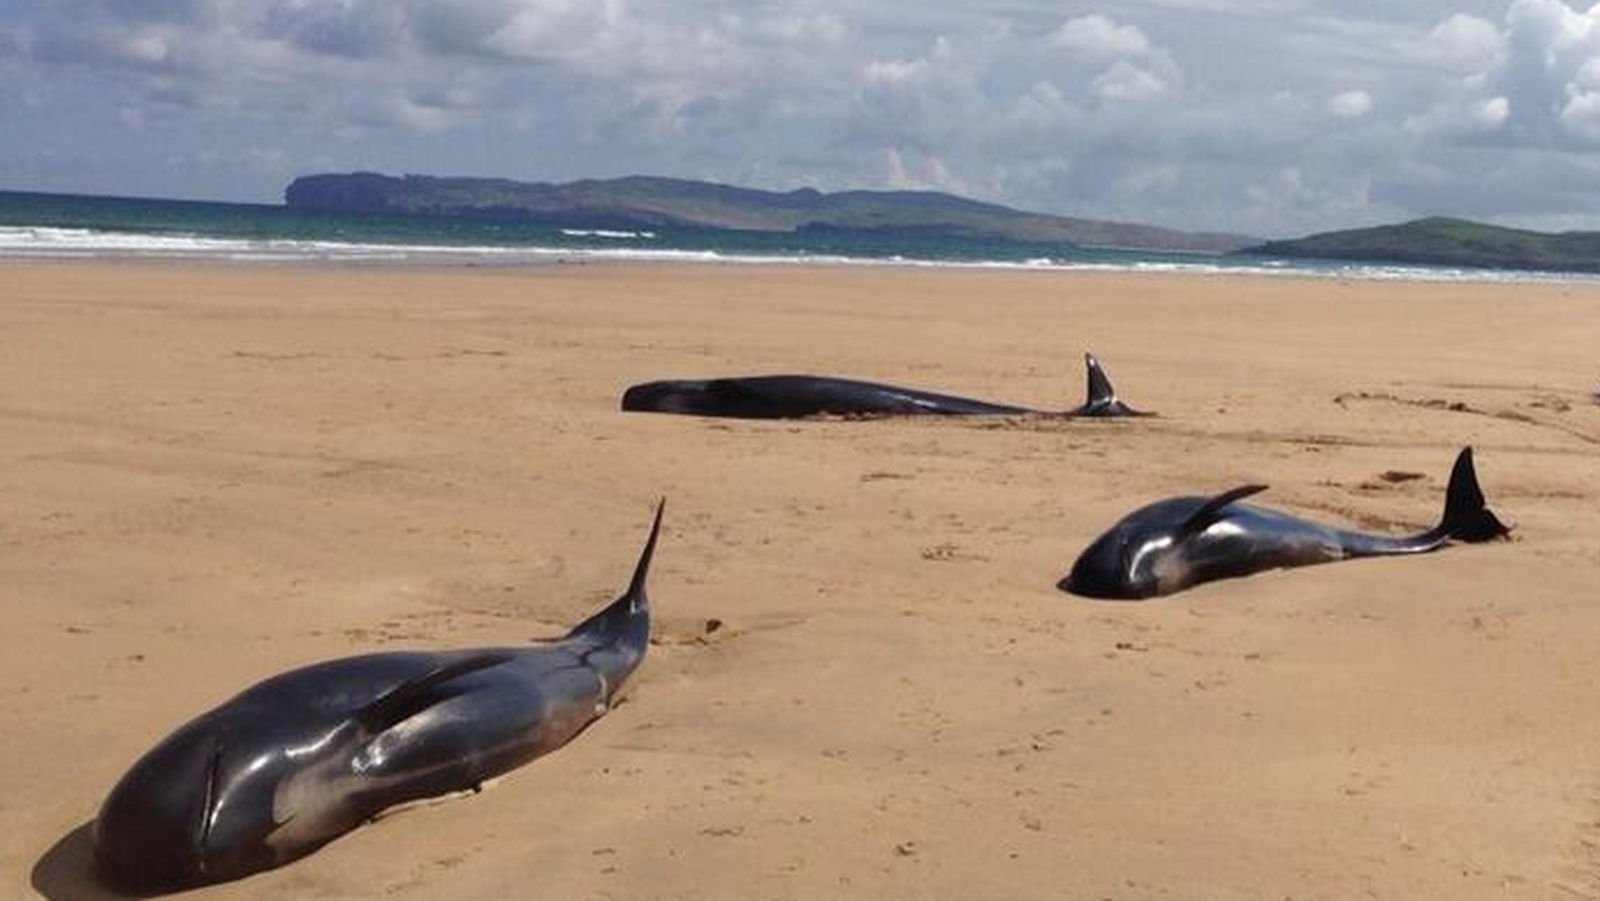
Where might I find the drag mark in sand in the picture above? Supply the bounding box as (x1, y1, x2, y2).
(1334, 390, 1600, 446)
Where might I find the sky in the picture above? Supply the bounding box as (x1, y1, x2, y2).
(6, 0, 1600, 237)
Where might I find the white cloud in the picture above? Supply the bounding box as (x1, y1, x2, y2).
(485, 0, 626, 61)
(1048, 14, 1151, 57)
(334, 88, 461, 132)
(1093, 60, 1168, 102)
(1327, 89, 1372, 118)
(749, 11, 848, 46)
(1561, 88, 1600, 138)
(863, 57, 929, 85)
(1243, 165, 1374, 232)
(882, 147, 965, 194)
(1477, 95, 1512, 127)
(1410, 0, 1600, 147)
(1407, 92, 1510, 138)
(1418, 14, 1502, 73)
(1003, 80, 1072, 133)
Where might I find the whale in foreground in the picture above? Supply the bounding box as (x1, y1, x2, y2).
(1060, 448, 1508, 599)
(621, 352, 1147, 419)
(92, 503, 663, 893)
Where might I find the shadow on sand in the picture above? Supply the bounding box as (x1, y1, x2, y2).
(31, 823, 138, 901)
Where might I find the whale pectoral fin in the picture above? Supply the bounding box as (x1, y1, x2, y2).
(1179, 484, 1269, 540)
(355, 653, 514, 735)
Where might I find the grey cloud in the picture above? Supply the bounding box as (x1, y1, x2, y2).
(260, 3, 407, 60)
(404, 1, 526, 56)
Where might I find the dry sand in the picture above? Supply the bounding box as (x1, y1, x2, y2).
(4, 260, 1600, 900)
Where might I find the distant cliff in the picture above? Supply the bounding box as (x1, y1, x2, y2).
(284, 172, 1253, 253)
(1248, 217, 1600, 272)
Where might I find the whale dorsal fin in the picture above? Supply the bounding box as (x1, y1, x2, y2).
(354, 653, 513, 734)
(1072, 352, 1150, 416)
(1178, 484, 1268, 540)
(1084, 352, 1116, 407)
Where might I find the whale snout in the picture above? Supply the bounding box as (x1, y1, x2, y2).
(1059, 533, 1152, 600)
(93, 731, 217, 892)
(622, 378, 778, 418)
(1058, 561, 1131, 600)
(93, 722, 283, 893)
(622, 381, 707, 414)
(621, 381, 669, 412)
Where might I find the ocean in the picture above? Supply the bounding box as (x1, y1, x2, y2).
(0, 188, 1585, 284)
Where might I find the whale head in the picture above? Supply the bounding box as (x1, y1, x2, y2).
(93, 708, 357, 893)
(1059, 514, 1172, 600)
(1060, 487, 1270, 601)
(622, 378, 784, 418)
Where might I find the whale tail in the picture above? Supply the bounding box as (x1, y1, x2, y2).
(1071, 352, 1148, 417)
(1437, 447, 1510, 542)
(565, 500, 661, 693)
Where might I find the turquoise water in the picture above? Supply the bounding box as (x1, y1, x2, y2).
(0, 188, 1582, 283)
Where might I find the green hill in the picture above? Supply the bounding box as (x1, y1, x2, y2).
(284, 172, 1252, 253)
(1249, 217, 1600, 272)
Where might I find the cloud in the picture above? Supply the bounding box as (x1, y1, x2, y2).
(16, 0, 1600, 235)
(1047, 15, 1151, 56)
(863, 57, 930, 85)
(882, 147, 965, 194)
(1407, 93, 1509, 139)
(1327, 89, 1372, 118)
(1418, 13, 1503, 72)
(1413, 0, 1600, 148)
(847, 35, 985, 152)
(260, 2, 406, 60)
(483, 0, 626, 62)
(1093, 60, 1168, 102)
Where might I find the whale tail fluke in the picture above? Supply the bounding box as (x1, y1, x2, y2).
(626, 497, 665, 602)
(1438, 447, 1510, 542)
(1072, 352, 1149, 417)
(566, 499, 662, 650)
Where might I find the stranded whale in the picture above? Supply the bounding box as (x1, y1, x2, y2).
(621, 352, 1147, 419)
(1060, 448, 1508, 599)
(93, 503, 663, 893)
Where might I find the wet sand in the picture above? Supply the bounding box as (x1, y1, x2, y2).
(5, 260, 1600, 900)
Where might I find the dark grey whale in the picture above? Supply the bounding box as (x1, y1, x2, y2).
(92, 503, 663, 894)
(1060, 448, 1508, 599)
(621, 352, 1146, 419)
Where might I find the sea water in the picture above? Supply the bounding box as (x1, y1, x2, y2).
(1, 189, 1590, 284)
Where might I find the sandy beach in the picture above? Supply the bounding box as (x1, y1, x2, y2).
(5, 259, 1600, 900)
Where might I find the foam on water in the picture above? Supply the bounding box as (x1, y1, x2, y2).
(560, 228, 657, 240)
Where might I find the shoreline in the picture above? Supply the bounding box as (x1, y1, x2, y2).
(7, 248, 1600, 287)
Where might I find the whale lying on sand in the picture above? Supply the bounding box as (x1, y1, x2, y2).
(621, 352, 1147, 419)
(1060, 448, 1508, 599)
(93, 503, 663, 893)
